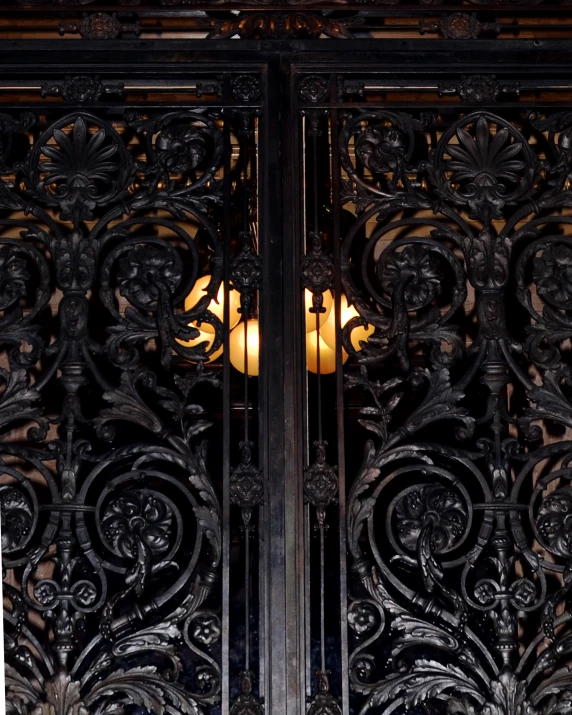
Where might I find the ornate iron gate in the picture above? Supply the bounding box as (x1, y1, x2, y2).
(3, 16, 572, 715)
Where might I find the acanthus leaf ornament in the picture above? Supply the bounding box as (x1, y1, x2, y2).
(0, 249, 29, 310)
(532, 242, 572, 310)
(536, 486, 572, 558)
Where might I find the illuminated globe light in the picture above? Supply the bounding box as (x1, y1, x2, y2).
(306, 330, 348, 375)
(304, 289, 333, 333)
(229, 319, 260, 377)
(176, 328, 223, 363)
(184, 275, 241, 334)
(320, 294, 374, 352)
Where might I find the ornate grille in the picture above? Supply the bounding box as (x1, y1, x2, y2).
(1, 77, 265, 715)
(3, 36, 572, 715)
(298, 74, 572, 715)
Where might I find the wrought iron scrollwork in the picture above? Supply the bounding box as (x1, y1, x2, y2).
(338, 106, 572, 714)
(0, 105, 236, 714)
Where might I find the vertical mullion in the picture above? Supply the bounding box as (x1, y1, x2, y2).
(331, 95, 350, 715)
(259, 56, 304, 715)
(282, 56, 307, 715)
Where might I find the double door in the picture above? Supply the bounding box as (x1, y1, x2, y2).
(3, 43, 572, 715)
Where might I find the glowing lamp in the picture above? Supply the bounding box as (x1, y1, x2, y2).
(304, 289, 333, 333)
(306, 330, 348, 375)
(229, 319, 260, 377)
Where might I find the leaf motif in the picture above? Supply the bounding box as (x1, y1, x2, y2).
(532, 667, 572, 705)
(521, 368, 572, 439)
(357, 419, 388, 442)
(112, 622, 180, 658)
(25, 672, 89, 715)
(364, 565, 407, 616)
(5, 666, 41, 708)
(185, 420, 212, 442)
(366, 659, 484, 711)
(392, 615, 458, 656)
(386, 368, 473, 450)
(0, 368, 47, 436)
(194, 505, 221, 564)
(348, 494, 376, 557)
(159, 398, 184, 421)
(86, 667, 202, 715)
(95, 370, 163, 437)
(347, 440, 379, 556)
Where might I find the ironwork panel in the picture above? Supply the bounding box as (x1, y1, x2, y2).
(5, 41, 572, 715)
(0, 72, 267, 715)
(297, 69, 572, 715)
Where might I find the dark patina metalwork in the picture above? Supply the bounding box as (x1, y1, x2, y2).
(3, 8, 572, 715)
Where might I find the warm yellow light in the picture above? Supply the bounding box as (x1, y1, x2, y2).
(305, 289, 333, 333)
(306, 330, 348, 375)
(176, 327, 223, 363)
(184, 275, 241, 334)
(320, 294, 374, 352)
(229, 319, 260, 377)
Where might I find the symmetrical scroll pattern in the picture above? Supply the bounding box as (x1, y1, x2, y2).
(341, 109, 572, 714)
(0, 108, 229, 715)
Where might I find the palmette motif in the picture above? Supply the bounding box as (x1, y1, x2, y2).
(0, 108, 231, 715)
(340, 110, 572, 714)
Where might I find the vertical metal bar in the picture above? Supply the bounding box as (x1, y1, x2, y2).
(301, 113, 312, 704)
(282, 56, 307, 715)
(240, 142, 252, 683)
(256, 110, 267, 707)
(319, 523, 326, 675)
(259, 56, 305, 715)
(330, 95, 351, 715)
(222, 104, 232, 715)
